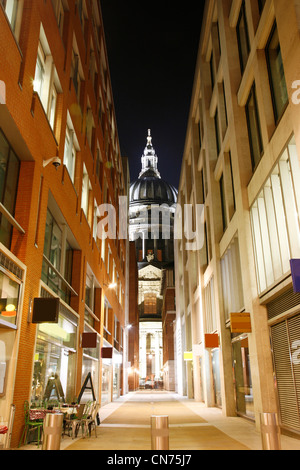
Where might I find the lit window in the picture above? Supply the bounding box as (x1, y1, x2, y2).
(48, 85, 57, 130)
(81, 164, 90, 218)
(33, 26, 61, 130)
(63, 118, 78, 182)
(1, 0, 19, 34)
(33, 48, 45, 98)
(144, 293, 157, 315)
(250, 136, 300, 294)
(93, 199, 99, 241)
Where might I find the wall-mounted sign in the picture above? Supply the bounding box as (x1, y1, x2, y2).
(101, 347, 113, 359)
(230, 312, 251, 333)
(204, 334, 219, 349)
(184, 351, 193, 361)
(290, 259, 300, 293)
(82, 332, 97, 348)
(32, 297, 59, 324)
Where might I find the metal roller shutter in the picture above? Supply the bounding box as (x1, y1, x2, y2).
(271, 315, 300, 431)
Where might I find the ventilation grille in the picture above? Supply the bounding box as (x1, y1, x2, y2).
(0, 252, 23, 280)
(267, 288, 300, 321)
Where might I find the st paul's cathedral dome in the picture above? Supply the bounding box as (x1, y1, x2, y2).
(129, 130, 178, 207)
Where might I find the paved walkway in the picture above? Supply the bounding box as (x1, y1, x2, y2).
(59, 391, 300, 451)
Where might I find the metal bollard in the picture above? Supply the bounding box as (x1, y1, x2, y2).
(151, 415, 169, 450)
(260, 413, 281, 450)
(42, 413, 64, 450)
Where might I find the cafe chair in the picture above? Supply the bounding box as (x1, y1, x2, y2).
(18, 401, 43, 448)
(63, 403, 85, 439)
(82, 402, 100, 438)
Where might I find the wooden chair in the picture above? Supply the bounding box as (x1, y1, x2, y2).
(18, 401, 44, 448)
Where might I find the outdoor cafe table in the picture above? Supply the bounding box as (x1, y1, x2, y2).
(29, 405, 78, 421)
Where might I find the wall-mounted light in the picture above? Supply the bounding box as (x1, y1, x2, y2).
(1, 304, 16, 317)
(43, 157, 61, 169)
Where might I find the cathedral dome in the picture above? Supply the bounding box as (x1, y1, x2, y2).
(129, 130, 178, 207)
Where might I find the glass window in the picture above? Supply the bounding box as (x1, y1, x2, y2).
(144, 293, 157, 315)
(220, 174, 228, 232)
(221, 237, 244, 320)
(214, 108, 221, 156)
(51, 0, 65, 36)
(48, 85, 57, 130)
(81, 164, 89, 217)
(210, 52, 215, 89)
(0, 0, 18, 31)
(32, 313, 77, 404)
(82, 327, 100, 402)
(33, 31, 59, 129)
(232, 338, 254, 419)
(42, 209, 73, 304)
(0, 130, 20, 248)
(266, 23, 288, 123)
(250, 136, 300, 294)
(63, 125, 76, 182)
(0, 269, 20, 327)
(33, 52, 45, 98)
(43, 210, 62, 271)
(245, 83, 263, 170)
(236, 1, 250, 74)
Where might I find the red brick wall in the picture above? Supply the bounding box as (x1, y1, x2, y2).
(0, 0, 127, 447)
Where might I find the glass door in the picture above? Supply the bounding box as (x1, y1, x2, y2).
(232, 337, 254, 419)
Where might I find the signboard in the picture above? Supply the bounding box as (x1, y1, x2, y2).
(82, 332, 97, 348)
(204, 334, 219, 349)
(32, 297, 59, 324)
(290, 259, 300, 293)
(183, 351, 193, 361)
(101, 347, 113, 359)
(230, 312, 252, 333)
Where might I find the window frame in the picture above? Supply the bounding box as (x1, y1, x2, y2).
(265, 22, 289, 124)
(245, 82, 264, 171)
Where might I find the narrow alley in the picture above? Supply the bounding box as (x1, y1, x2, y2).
(54, 391, 300, 451)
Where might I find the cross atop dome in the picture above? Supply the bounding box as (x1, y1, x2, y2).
(139, 129, 161, 179)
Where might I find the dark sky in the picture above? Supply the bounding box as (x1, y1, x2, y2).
(100, 1, 204, 189)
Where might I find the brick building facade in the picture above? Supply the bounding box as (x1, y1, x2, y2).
(0, 0, 128, 448)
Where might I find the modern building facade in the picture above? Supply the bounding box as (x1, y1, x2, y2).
(175, 0, 300, 436)
(129, 131, 177, 388)
(0, 0, 128, 448)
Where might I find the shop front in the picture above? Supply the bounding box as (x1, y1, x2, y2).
(268, 292, 300, 434)
(113, 349, 123, 400)
(212, 348, 222, 407)
(31, 286, 78, 405)
(81, 326, 100, 402)
(101, 338, 112, 406)
(232, 335, 254, 420)
(0, 248, 25, 447)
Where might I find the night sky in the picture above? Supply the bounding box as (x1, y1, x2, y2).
(100, 1, 204, 189)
